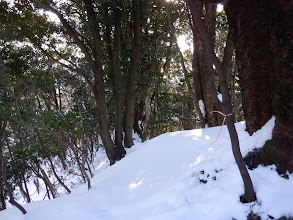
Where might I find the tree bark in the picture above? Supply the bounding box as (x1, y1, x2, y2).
(105, 0, 126, 155)
(84, 0, 124, 164)
(186, 0, 256, 202)
(225, 0, 293, 172)
(112, 0, 126, 155)
(188, 2, 222, 127)
(0, 121, 7, 211)
(81, 144, 91, 190)
(268, 0, 293, 172)
(141, 88, 151, 142)
(39, 167, 58, 199)
(222, 30, 234, 81)
(0, 186, 6, 210)
(225, 0, 273, 135)
(124, 0, 141, 148)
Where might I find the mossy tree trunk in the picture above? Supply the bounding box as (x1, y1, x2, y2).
(266, 0, 293, 172)
(225, 0, 293, 172)
(224, 0, 273, 135)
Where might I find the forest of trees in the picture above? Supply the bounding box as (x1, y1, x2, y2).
(0, 0, 292, 214)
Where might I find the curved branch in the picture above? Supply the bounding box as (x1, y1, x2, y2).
(29, 36, 95, 91)
(84, 0, 103, 62)
(41, 1, 94, 67)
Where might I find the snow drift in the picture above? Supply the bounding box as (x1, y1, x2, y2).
(1, 117, 292, 220)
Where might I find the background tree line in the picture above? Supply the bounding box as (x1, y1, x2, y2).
(0, 0, 292, 213)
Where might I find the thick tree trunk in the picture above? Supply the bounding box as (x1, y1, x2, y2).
(189, 3, 222, 127)
(191, 35, 206, 125)
(124, 1, 141, 148)
(270, 0, 293, 171)
(225, 0, 273, 135)
(91, 37, 123, 166)
(186, 0, 256, 202)
(263, 0, 293, 172)
(225, 0, 293, 172)
(112, 0, 126, 155)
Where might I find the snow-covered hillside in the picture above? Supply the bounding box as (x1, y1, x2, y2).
(1, 117, 292, 220)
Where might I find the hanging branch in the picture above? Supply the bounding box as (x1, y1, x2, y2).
(41, 0, 96, 70)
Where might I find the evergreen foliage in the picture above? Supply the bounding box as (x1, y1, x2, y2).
(1, 0, 291, 213)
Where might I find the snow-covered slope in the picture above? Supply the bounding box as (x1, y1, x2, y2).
(1, 117, 293, 220)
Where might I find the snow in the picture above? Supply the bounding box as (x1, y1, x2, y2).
(49, 4, 58, 11)
(75, 28, 81, 35)
(1, 116, 293, 220)
(199, 99, 206, 117)
(217, 92, 223, 102)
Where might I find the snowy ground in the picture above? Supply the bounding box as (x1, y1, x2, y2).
(1, 117, 293, 220)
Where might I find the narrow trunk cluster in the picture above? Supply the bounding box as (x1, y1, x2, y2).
(124, 1, 141, 148)
(188, 3, 223, 127)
